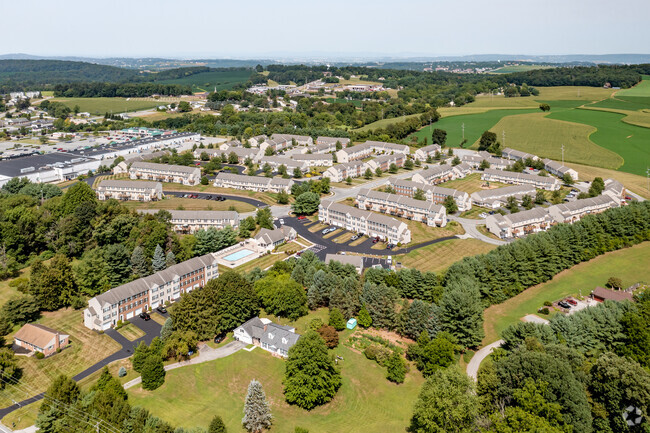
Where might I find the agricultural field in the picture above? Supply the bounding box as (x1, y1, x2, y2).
(482, 241, 650, 345)
(489, 64, 556, 74)
(48, 97, 165, 115)
(156, 69, 252, 92)
(127, 330, 424, 433)
(396, 238, 497, 273)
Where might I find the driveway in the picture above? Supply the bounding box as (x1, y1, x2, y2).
(466, 340, 503, 381)
(449, 216, 508, 246)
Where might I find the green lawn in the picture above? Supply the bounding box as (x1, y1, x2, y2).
(123, 196, 255, 213)
(482, 241, 650, 345)
(127, 331, 424, 433)
(117, 322, 146, 341)
(490, 65, 556, 74)
(396, 238, 497, 273)
(435, 173, 507, 194)
(48, 97, 165, 115)
(157, 70, 252, 92)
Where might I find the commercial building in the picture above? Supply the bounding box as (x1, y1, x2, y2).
(319, 200, 412, 244)
(213, 172, 293, 193)
(14, 324, 69, 357)
(234, 317, 300, 357)
(470, 185, 537, 209)
(365, 154, 405, 172)
(139, 209, 239, 233)
(388, 177, 472, 212)
(96, 180, 163, 201)
(481, 168, 561, 190)
(84, 253, 219, 330)
(356, 188, 447, 227)
(322, 161, 369, 183)
(129, 162, 201, 186)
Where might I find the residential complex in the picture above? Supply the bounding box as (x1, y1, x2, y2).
(470, 185, 537, 209)
(129, 161, 201, 186)
(254, 226, 297, 252)
(413, 144, 442, 161)
(542, 158, 579, 181)
(412, 164, 468, 185)
(481, 168, 561, 190)
(501, 148, 539, 162)
(96, 180, 163, 201)
(461, 154, 510, 170)
(234, 317, 301, 358)
(335, 140, 409, 163)
(316, 136, 350, 147)
(262, 156, 308, 172)
(322, 161, 369, 182)
(84, 253, 219, 330)
(195, 146, 261, 164)
(291, 153, 334, 167)
(548, 194, 620, 223)
(139, 209, 239, 233)
(319, 200, 412, 244)
(356, 188, 447, 227)
(213, 172, 293, 193)
(388, 178, 472, 212)
(366, 154, 405, 172)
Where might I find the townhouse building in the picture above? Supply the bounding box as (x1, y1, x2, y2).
(249, 135, 268, 147)
(365, 154, 405, 172)
(461, 154, 510, 170)
(335, 140, 410, 163)
(129, 162, 201, 186)
(271, 133, 313, 146)
(604, 178, 625, 200)
(486, 207, 553, 239)
(84, 253, 219, 330)
(414, 144, 442, 161)
(356, 188, 447, 227)
(139, 209, 239, 233)
(291, 153, 334, 167)
(412, 163, 469, 185)
(96, 180, 163, 201)
(316, 136, 350, 147)
(322, 161, 369, 182)
(213, 172, 293, 193)
(548, 194, 619, 224)
(262, 156, 308, 172)
(501, 147, 539, 162)
(481, 168, 561, 190)
(470, 185, 538, 209)
(388, 178, 472, 212)
(312, 142, 338, 154)
(542, 158, 579, 181)
(319, 200, 412, 244)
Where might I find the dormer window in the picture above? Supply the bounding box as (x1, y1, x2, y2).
(268, 333, 273, 339)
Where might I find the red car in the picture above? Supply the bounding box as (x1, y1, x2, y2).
(567, 299, 578, 306)
(297, 216, 306, 220)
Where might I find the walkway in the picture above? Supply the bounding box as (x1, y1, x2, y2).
(466, 340, 503, 381)
(448, 216, 508, 246)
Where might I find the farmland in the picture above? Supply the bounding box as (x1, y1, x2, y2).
(489, 64, 556, 74)
(48, 97, 167, 115)
(156, 69, 252, 92)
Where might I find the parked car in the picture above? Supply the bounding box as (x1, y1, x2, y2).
(372, 237, 380, 244)
(279, 219, 285, 225)
(139, 312, 151, 320)
(213, 333, 226, 344)
(206, 195, 212, 199)
(566, 299, 578, 306)
(386, 243, 394, 250)
(321, 228, 330, 234)
(218, 196, 226, 201)
(296, 251, 303, 257)
(558, 301, 571, 309)
(625, 196, 632, 200)
(350, 234, 359, 241)
(297, 215, 306, 220)
(156, 305, 167, 314)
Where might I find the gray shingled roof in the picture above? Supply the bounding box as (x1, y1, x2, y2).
(97, 180, 160, 189)
(325, 254, 364, 268)
(130, 161, 200, 175)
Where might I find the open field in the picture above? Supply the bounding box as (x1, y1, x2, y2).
(396, 238, 497, 273)
(402, 219, 465, 248)
(157, 69, 252, 92)
(564, 161, 650, 199)
(489, 65, 556, 74)
(0, 308, 121, 408)
(583, 105, 650, 129)
(356, 114, 421, 132)
(127, 329, 424, 433)
(482, 241, 650, 345)
(48, 97, 166, 115)
(435, 173, 507, 194)
(123, 196, 255, 213)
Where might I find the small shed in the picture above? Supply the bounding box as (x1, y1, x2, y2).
(346, 318, 357, 330)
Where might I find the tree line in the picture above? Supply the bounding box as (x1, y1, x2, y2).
(52, 82, 192, 97)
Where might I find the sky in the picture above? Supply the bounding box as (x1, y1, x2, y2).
(3, 0, 650, 59)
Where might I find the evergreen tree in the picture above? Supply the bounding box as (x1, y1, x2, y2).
(141, 354, 165, 391)
(166, 251, 176, 267)
(103, 243, 131, 287)
(386, 352, 406, 384)
(360, 282, 398, 329)
(242, 379, 272, 433)
(161, 317, 174, 341)
(438, 283, 484, 348)
(358, 305, 372, 328)
(60, 181, 97, 215)
(443, 196, 458, 214)
(152, 244, 166, 272)
(208, 415, 227, 433)
(328, 308, 346, 331)
(131, 245, 149, 277)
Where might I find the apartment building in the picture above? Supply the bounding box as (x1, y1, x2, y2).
(412, 163, 468, 185)
(604, 178, 625, 199)
(481, 168, 561, 190)
(470, 185, 537, 209)
(388, 178, 472, 212)
(542, 159, 579, 181)
(213, 172, 293, 193)
(316, 136, 350, 147)
(486, 207, 553, 239)
(312, 142, 338, 154)
(501, 147, 539, 162)
(414, 144, 441, 161)
(194, 146, 261, 163)
(129, 162, 201, 186)
(548, 194, 619, 224)
(322, 161, 369, 182)
(271, 133, 313, 146)
(249, 135, 268, 147)
(262, 156, 308, 172)
(139, 209, 239, 233)
(461, 154, 510, 170)
(365, 154, 405, 172)
(319, 200, 412, 244)
(84, 253, 219, 330)
(335, 140, 410, 163)
(356, 188, 447, 227)
(96, 180, 163, 201)
(291, 153, 334, 167)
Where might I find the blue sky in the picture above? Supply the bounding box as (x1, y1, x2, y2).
(3, 0, 649, 58)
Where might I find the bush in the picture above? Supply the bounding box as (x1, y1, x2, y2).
(317, 325, 339, 349)
(363, 344, 392, 366)
(35, 352, 45, 359)
(539, 307, 550, 315)
(543, 301, 552, 307)
(308, 318, 324, 331)
(118, 367, 127, 377)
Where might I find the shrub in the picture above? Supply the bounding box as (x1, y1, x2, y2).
(308, 318, 324, 331)
(35, 352, 45, 359)
(543, 301, 552, 307)
(118, 367, 127, 377)
(539, 307, 550, 315)
(317, 325, 339, 349)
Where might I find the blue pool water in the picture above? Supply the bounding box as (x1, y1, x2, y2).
(223, 249, 255, 261)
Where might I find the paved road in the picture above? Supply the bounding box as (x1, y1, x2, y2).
(466, 340, 504, 381)
(164, 190, 268, 209)
(448, 216, 508, 246)
(0, 317, 162, 419)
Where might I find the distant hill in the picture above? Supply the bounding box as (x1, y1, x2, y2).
(0, 59, 141, 86)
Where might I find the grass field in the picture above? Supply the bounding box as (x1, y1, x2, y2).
(117, 323, 146, 341)
(434, 173, 507, 194)
(490, 65, 556, 74)
(482, 241, 650, 345)
(396, 238, 497, 273)
(157, 70, 252, 92)
(127, 330, 424, 433)
(123, 197, 255, 213)
(48, 97, 165, 115)
(564, 161, 650, 199)
(324, 98, 362, 107)
(356, 114, 421, 132)
(401, 219, 465, 248)
(1, 309, 121, 408)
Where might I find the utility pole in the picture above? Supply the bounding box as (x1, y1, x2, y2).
(647, 167, 650, 193)
(502, 130, 506, 147)
(561, 144, 565, 166)
(461, 123, 465, 140)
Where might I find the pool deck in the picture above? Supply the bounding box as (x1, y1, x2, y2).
(216, 242, 263, 268)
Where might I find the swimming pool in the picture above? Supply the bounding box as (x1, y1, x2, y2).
(222, 249, 256, 262)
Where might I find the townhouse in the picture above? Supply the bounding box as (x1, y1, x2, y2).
(388, 177, 472, 212)
(485, 207, 553, 239)
(139, 209, 239, 233)
(542, 158, 579, 181)
(84, 253, 219, 330)
(96, 180, 163, 201)
(461, 154, 510, 170)
(319, 200, 412, 244)
(312, 142, 338, 154)
(249, 135, 268, 147)
(220, 146, 262, 164)
(262, 155, 308, 172)
(316, 136, 350, 147)
(335, 140, 410, 163)
(291, 153, 334, 167)
(604, 178, 625, 200)
(365, 154, 405, 172)
(322, 161, 369, 182)
(129, 161, 201, 186)
(271, 133, 313, 146)
(414, 144, 441, 161)
(548, 194, 619, 224)
(470, 185, 537, 209)
(213, 172, 293, 193)
(481, 168, 561, 190)
(501, 147, 539, 162)
(412, 163, 468, 185)
(356, 188, 447, 227)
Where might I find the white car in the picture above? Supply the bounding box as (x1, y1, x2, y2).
(279, 219, 285, 225)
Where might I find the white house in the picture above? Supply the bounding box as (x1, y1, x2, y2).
(234, 317, 301, 357)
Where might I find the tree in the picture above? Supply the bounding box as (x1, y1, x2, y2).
(166, 251, 176, 267)
(539, 103, 551, 112)
(293, 167, 302, 178)
(141, 353, 165, 391)
(451, 156, 461, 166)
(588, 177, 605, 197)
(438, 284, 484, 348)
(364, 168, 373, 179)
(39, 375, 79, 413)
(442, 195, 458, 214)
(103, 244, 132, 287)
(201, 175, 209, 185)
(284, 331, 341, 409)
(506, 196, 519, 213)
(255, 275, 307, 320)
(37, 254, 78, 310)
(404, 159, 415, 170)
(431, 129, 447, 147)
(242, 379, 272, 433)
(152, 244, 166, 272)
(163, 330, 198, 361)
(535, 190, 546, 205)
(0, 294, 40, 326)
(317, 325, 339, 348)
(358, 305, 372, 328)
(562, 173, 574, 185)
(291, 192, 320, 215)
(479, 159, 490, 170)
(521, 194, 534, 210)
(60, 181, 97, 215)
(161, 317, 174, 341)
(551, 189, 563, 204)
(478, 130, 498, 152)
(256, 208, 274, 229)
(177, 101, 192, 112)
(74, 247, 108, 296)
(606, 276, 623, 289)
(386, 352, 406, 384)
(388, 163, 398, 174)
(263, 163, 273, 178)
(345, 176, 353, 185)
(360, 282, 398, 329)
(209, 416, 227, 433)
(375, 167, 383, 177)
(130, 245, 149, 277)
(277, 190, 289, 204)
(0, 349, 21, 389)
(328, 308, 346, 330)
(408, 367, 478, 433)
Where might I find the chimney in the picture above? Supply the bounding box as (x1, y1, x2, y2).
(54, 332, 60, 351)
